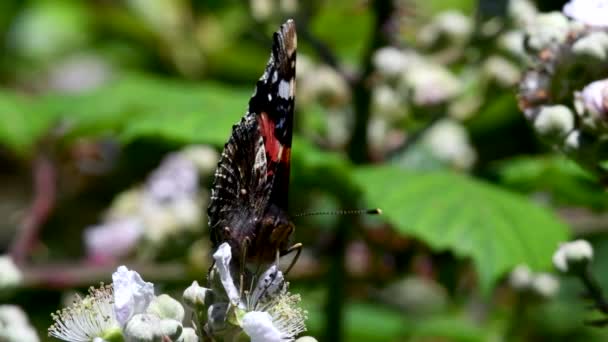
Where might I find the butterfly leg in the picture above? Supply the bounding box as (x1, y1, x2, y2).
(282, 242, 303, 275)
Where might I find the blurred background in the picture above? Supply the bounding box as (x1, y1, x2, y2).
(2, 0, 608, 341)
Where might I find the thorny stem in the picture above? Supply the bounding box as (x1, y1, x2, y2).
(9, 155, 56, 264)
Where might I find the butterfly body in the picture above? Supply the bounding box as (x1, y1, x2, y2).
(208, 20, 297, 265)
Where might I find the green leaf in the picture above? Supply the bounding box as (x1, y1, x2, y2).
(0, 92, 56, 154)
(0, 74, 252, 155)
(495, 156, 608, 209)
(353, 166, 569, 292)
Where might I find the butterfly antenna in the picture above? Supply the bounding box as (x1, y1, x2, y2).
(293, 208, 382, 218)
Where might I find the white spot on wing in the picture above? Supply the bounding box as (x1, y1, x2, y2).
(278, 80, 291, 99)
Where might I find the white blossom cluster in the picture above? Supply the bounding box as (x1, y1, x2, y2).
(84, 145, 218, 262)
(517, 0, 608, 177)
(48, 266, 196, 342)
(509, 264, 560, 298)
(183, 243, 308, 341)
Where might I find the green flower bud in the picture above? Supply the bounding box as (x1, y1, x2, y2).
(147, 294, 185, 322)
(533, 105, 575, 142)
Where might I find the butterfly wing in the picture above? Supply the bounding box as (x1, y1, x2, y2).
(249, 20, 297, 210)
(208, 20, 297, 248)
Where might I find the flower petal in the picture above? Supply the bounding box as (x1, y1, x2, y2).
(212, 243, 240, 303)
(112, 266, 155, 326)
(251, 265, 284, 308)
(242, 311, 283, 342)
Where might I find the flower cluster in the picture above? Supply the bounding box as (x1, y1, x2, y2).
(183, 243, 308, 341)
(517, 0, 608, 178)
(509, 264, 560, 298)
(48, 266, 195, 342)
(84, 145, 218, 262)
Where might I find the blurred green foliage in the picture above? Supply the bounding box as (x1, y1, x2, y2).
(0, 0, 607, 341)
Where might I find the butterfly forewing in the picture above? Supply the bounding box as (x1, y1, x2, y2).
(208, 20, 297, 262)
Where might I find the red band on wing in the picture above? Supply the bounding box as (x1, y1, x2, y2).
(258, 112, 291, 169)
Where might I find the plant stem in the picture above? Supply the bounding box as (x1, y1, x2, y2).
(347, 0, 394, 164)
(9, 155, 56, 264)
(325, 215, 350, 342)
(579, 267, 608, 315)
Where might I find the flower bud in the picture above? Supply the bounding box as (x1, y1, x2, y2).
(147, 294, 185, 322)
(177, 327, 198, 342)
(509, 264, 533, 290)
(423, 119, 476, 170)
(418, 11, 472, 47)
(563, 0, 608, 28)
(250, 0, 272, 21)
(533, 105, 575, 142)
(525, 12, 570, 52)
(572, 31, 608, 61)
(508, 0, 538, 27)
(577, 79, 608, 131)
(180, 145, 219, 176)
(183, 281, 213, 309)
(0, 256, 22, 291)
(404, 63, 460, 106)
(124, 313, 162, 342)
(206, 303, 230, 334)
(552, 239, 594, 273)
(373, 47, 410, 78)
(296, 337, 320, 342)
(483, 55, 521, 87)
(158, 318, 183, 340)
(531, 273, 560, 298)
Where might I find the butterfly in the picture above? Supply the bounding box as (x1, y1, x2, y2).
(207, 20, 300, 268)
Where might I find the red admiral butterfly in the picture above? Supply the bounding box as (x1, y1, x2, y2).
(208, 20, 299, 267)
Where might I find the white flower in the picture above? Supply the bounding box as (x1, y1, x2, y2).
(423, 119, 477, 169)
(112, 266, 155, 326)
(531, 273, 560, 298)
(180, 145, 219, 175)
(0, 255, 22, 289)
(0, 305, 39, 342)
(242, 266, 307, 342)
(553, 239, 594, 273)
(508, 0, 538, 27)
(525, 12, 570, 52)
(533, 105, 575, 141)
(580, 78, 608, 118)
(509, 264, 533, 290)
(210, 243, 307, 341)
(84, 217, 143, 261)
(373, 47, 410, 78)
(563, 0, 608, 27)
(403, 62, 460, 106)
(48, 284, 121, 342)
(250, 0, 273, 21)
